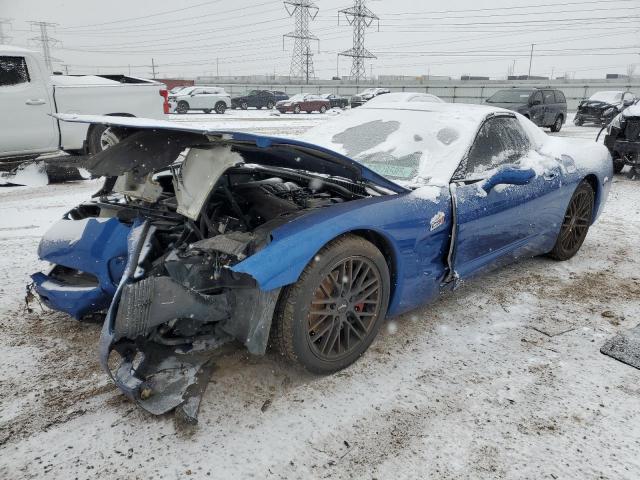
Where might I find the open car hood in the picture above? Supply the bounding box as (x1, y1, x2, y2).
(55, 114, 407, 193)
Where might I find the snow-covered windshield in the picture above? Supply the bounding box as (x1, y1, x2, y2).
(589, 91, 622, 103)
(288, 94, 308, 102)
(487, 89, 533, 103)
(300, 107, 482, 186)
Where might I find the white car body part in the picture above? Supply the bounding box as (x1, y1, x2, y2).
(0, 45, 167, 159)
(366, 92, 445, 105)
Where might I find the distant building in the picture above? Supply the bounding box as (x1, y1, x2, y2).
(461, 75, 490, 81)
(606, 74, 629, 80)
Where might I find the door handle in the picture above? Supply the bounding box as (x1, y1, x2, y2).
(26, 99, 46, 105)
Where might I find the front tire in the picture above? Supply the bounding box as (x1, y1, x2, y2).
(293, 104, 301, 114)
(548, 180, 594, 261)
(241, 102, 248, 110)
(319, 105, 327, 113)
(214, 102, 226, 114)
(176, 101, 189, 114)
(613, 154, 625, 174)
(267, 101, 275, 109)
(271, 235, 390, 374)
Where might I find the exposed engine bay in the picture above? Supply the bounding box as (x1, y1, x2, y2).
(32, 130, 383, 421)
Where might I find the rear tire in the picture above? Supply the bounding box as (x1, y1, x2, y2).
(320, 105, 327, 113)
(271, 235, 390, 374)
(241, 102, 248, 110)
(548, 180, 594, 261)
(267, 101, 275, 109)
(87, 124, 122, 155)
(550, 115, 563, 132)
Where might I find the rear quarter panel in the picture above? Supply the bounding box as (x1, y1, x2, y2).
(55, 83, 166, 150)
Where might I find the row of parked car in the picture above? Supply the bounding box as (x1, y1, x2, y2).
(167, 84, 637, 131)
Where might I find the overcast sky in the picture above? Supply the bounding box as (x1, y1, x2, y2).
(1, 0, 638, 79)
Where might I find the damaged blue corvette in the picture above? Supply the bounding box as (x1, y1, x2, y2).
(31, 103, 612, 421)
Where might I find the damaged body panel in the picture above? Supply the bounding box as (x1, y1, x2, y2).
(32, 106, 612, 420)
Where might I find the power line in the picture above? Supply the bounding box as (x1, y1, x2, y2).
(28, 21, 60, 72)
(283, 1, 319, 81)
(338, 0, 379, 82)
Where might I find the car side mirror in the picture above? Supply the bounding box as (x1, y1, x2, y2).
(482, 166, 536, 193)
(530, 99, 542, 106)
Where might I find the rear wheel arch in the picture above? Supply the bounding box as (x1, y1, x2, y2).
(85, 113, 135, 154)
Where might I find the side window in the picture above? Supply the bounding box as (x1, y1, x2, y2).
(459, 116, 531, 179)
(530, 91, 543, 105)
(554, 90, 566, 104)
(543, 90, 555, 104)
(623, 92, 635, 102)
(0, 56, 30, 87)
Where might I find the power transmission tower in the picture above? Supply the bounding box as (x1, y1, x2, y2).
(150, 58, 157, 79)
(28, 21, 60, 72)
(338, 0, 379, 83)
(283, 1, 319, 82)
(0, 19, 13, 44)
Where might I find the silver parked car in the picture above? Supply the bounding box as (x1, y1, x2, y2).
(169, 86, 231, 114)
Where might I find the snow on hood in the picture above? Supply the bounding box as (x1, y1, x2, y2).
(300, 103, 499, 186)
(53, 113, 406, 193)
(587, 91, 623, 104)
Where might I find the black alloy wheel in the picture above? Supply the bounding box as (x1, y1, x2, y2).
(215, 102, 226, 114)
(293, 104, 301, 114)
(306, 257, 382, 361)
(267, 101, 275, 109)
(271, 235, 390, 373)
(548, 180, 595, 260)
(241, 102, 248, 110)
(176, 101, 189, 114)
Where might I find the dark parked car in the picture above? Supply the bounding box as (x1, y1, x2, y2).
(231, 90, 282, 110)
(604, 102, 640, 174)
(276, 93, 330, 114)
(575, 91, 636, 126)
(350, 88, 390, 108)
(322, 93, 349, 109)
(485, 88, 567, 132)
(269, 90, 290, 103)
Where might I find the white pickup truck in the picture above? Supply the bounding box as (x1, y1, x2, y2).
(0, 45, 168, 160)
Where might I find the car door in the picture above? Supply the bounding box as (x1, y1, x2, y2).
(451, 114, 564, 279)
(542, 90, 557, 125)
(0, 54, 57, 156)
(528, 91, 545, 126)
(187, 88, 205, 108)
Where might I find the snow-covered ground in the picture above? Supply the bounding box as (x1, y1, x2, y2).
(1, 110, 639, 480)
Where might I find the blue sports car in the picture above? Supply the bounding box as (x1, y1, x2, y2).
(32, 103, 612, 419)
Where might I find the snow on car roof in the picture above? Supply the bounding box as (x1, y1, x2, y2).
(365, 92, 444, 104)
(301, 103, 508, 186)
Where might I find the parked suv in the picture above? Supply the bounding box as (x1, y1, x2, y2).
(169, 86, 230, 114)
(231, 90, 286, 110)
(485, 88, 567, 132)
(575, 91, 636, 126)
